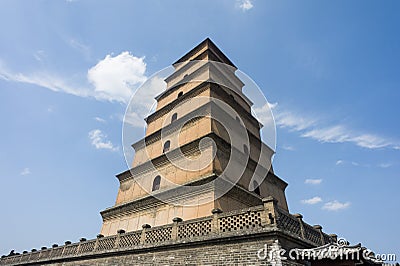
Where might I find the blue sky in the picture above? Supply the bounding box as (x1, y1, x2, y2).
(0, 0, 399, 260)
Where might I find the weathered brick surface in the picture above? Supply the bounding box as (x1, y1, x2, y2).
(45, 238, 303, 266)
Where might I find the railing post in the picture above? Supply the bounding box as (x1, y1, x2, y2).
(93, 234, 103, 251)
(140, 224, 151, 244)
(329, 234, 338, 244)
(313, 225, 325, 245)
(115, 229, 125, 249)
(172, 217, 182, 241)
(61, 241, 71, 256)
(293, 213, 305, 239)
(262, 196, 279, 225)
(77, 238, 86, 253)
(211, 208, 222, 234)
(49, 244, 57, 258)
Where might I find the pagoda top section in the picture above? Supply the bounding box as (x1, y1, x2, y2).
(173, 38, 237, 69)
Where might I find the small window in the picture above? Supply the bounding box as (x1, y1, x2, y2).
(243, 144, 249, 155)
(171, 113, 178, 123)
(163, 140, 171, 153)
(177, 91, 184, 98)
(253, 181, 261, 196)
(152, 176, 161, 191)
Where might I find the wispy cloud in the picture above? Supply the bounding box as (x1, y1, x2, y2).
(20, 168, 31, 176)
(88, 129, 118, 151)
(0, 51, 147, 104)
(271, 104, 399, 150)
(282, 145, 295, 151)
(301, 125, 393, 149)
(94, 117, 106, 123)
(305, 178, 322, 185)
(336, 160, 344, 165)
(236, 0, 253, 11)
(322, 200, 350, 211)
(0, 62, 88, 97)
(275, 110, 317, 132)
(33, 50, 46, 62)
(301, 196, 322, 205)
(68, 39, 91, 59)
(335, 159, 375, 168)
(378, 162, 392, 168)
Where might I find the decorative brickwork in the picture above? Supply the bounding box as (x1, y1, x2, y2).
(177, 219, 212, 239)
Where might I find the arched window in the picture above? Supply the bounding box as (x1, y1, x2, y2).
(177, 91, 184, 98)
(152, 175, 161, 191)
(253, 181, 261, 196)
(171, 113, 178, 123)
(163, 140, 171, 153)
(243, 144, 249, 155)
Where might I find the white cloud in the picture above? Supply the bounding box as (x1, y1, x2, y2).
(335, 159, 371, 167)
(305, 178, 322, 185)
(301, 196, 322, 205)
(237, 0, 254, 11)
(94, 117, 106, 123)
(0, 51, 147, 104)
(88, 129, 118, 151)
(33, 50, 46, 62)
(88, 52, 147, 103)
(335, 160, 344, 165)
(282, 145, 295, 151)
(378, 162, 392, 168)
(322, 200, 350, 211)
(20, 168, 31, 176)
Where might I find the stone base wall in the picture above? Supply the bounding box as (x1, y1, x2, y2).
(45, 238, 305, 266)
(1, 199, 333, 266)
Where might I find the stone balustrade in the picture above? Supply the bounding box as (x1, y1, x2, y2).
(0, 197, 333, 266)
